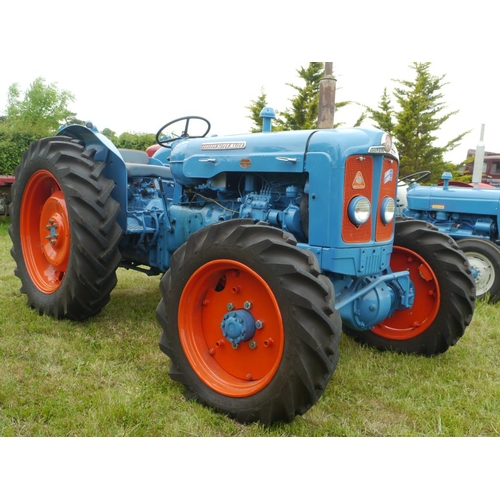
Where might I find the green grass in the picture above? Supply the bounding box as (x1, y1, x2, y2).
(1, 216, 499, 436)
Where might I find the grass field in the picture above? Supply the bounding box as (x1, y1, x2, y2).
(1, 216, 499, 437)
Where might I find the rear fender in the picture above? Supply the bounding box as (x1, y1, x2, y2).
(57, 124, 128, 231)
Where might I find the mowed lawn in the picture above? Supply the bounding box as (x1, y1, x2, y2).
(0, 216, 499, 437)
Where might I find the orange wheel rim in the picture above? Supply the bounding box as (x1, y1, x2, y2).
(178, 259, 284, 397)
(20, 170, 70, 293)
(371, 246, 441, 340)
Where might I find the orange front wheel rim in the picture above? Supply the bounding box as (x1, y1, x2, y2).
(20, 170, 70, 293)
(372, 246, 441, 340)
(178, 259, 284, 397)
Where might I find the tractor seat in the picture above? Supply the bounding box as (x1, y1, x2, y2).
(119, 148, 173, 180)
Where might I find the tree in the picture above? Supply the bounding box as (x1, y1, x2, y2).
(116, 131, 156, 151)
(247, 63, 360, 132)
(367, 88, 395, 135)
(246, 88, 270, 133)
(275, 62, 325, 131)
(368, 63, 470, 182)
(4, 77, 75, 136)
(0, 78, 76, 174)
(102, 127, 119, 144)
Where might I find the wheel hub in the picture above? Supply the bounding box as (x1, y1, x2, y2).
(39, 192, 70, 268)
(220, 309, 256, 345)
(468, 254, 494, 296)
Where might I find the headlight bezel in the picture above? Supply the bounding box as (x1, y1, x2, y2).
(381, 197, 396, 225)
(348, 196, 371, 226)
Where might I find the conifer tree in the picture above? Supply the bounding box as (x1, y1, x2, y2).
(246, 88, 270, 133)
(369, 63, 470, 181)
(275, 62, 324, 131)
(368, 88, 394, 135)
(247, 63, 358, 132)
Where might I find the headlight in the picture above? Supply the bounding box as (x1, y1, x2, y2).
(383, 134, 392, 153)
(348, 196, 371, 225)
(381, 197, 396, 224)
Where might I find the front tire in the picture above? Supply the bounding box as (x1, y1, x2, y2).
(344, 219, 475, 356)
(456, 238, 500, 303)
(156, 220, 341, 425)
(9, 136, 122, 320)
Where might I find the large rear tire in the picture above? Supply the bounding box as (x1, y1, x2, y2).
(456, 238, 500, 303)
(9, 136, 122, 320)
(343, 219, 475, 356)
(156, 220, 341, 425)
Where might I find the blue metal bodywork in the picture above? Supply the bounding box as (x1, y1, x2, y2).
(404, 175, 500, 244)
(57, 120, 412, 332)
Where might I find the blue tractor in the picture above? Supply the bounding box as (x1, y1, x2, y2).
(401, 174, 500, 303)
(8, 110, 475, 424)
(399, 127, 500, 303)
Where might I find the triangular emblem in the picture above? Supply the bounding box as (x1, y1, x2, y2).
(353, 171, 366, 189)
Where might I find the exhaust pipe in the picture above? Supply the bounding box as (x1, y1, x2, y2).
(472, 124, 486, 186)
(318, 62, 336, 129)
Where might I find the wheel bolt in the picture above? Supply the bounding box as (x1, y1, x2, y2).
(255, 320, 263, 329)
(249, 341, 257, 349)
(227, 303, 234, 311)
(244, 301, 252, 310)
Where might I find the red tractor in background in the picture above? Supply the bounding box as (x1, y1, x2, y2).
(0, 175, 15, 216)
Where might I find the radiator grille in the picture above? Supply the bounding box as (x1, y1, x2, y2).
(376, 157, 398, 242)
(342, 155, 373, 243)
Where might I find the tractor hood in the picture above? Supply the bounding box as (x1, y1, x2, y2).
(169, 130, 312, 186)
(406, 184, 500, 215)
(168, 127, 394, 187)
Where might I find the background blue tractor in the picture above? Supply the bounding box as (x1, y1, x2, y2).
(399, 126, 500, 303)
(8, 110, 475, 424)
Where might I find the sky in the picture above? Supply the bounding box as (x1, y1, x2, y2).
(2, 1, 499, 167)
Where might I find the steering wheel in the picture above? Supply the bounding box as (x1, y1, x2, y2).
(156, 116, 211, 148)
(399, 171, 431, 184)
